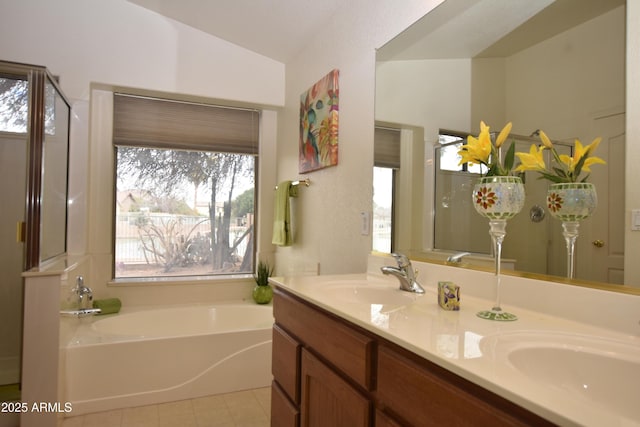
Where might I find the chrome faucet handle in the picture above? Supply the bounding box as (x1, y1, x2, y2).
(390, 253, 419, 282)
(71, 276, 93, 309)
(391, 253, 411, 268)
(381, 254, 425, 294)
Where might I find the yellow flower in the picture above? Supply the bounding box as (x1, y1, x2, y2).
(515, 144, 546, 172)
(458, 128, 491, 166)
(515, 131, 606, 183)
(495, 122, 512, 148)
(457, 121, 517, 176)
(581, 137, 606, 172)
(559, 138, 606, 173)
(539, 130, 554, 149)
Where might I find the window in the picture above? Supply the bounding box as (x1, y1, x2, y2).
(439, 130, 485, 174)
(373, 127, 400, 253)
(373, 166, 394, 253)
(0, 76, 57, 134)
(113, 94, 258, 279)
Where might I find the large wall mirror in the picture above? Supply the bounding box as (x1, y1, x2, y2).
(374, 0, 637, 290)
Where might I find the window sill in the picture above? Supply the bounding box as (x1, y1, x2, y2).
(108, 273, 253, 287)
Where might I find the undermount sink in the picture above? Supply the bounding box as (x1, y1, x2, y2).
(322, 280, 419, 307)
(480, 332, 640, 420)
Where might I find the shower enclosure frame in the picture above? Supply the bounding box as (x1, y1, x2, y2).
(0, 60, 71, 395)
(1, 60, 71, 270)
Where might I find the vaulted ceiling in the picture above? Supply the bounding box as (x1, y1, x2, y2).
(128, 0, 344, 63)
(128, 0, 625, 63)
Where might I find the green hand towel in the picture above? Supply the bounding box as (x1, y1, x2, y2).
(93, 298, 122, 315)
(272, 181, 298, 246)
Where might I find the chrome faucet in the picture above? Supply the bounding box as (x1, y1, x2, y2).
(381, 253, 425, 294)
(447, 252, 471, 263)
(71, 276, 93, 310)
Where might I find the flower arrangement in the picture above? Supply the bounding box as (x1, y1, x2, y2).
(457, 121, 517, 177)
(514, 130, 606, 183)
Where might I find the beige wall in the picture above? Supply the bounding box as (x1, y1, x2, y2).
(0, 0, 284, 105)
(275, 0, 444, 275)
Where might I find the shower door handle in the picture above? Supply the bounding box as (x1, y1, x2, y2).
(16, 221, 25, 242)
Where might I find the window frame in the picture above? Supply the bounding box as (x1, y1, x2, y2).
(111, 93, 260, 281)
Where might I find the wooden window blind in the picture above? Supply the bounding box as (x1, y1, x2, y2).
(374, 127, 401, 169)
(113, 93, 259, 155)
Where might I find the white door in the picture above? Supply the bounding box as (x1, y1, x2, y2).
(580, 111, 625, 284)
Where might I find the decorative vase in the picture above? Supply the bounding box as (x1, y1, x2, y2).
(252, 285, 273, 304)
(546, 182, 597, 279)
(472, 176, 525, 321)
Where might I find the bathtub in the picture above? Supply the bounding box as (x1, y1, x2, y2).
(64, 302, 274, 416)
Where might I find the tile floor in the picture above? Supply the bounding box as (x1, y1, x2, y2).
(60, 387, 270, 427)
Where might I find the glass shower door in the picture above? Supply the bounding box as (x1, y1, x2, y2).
(0, 76, 28, 396)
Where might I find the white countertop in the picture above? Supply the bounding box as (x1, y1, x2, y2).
(271, 265, 640, 427)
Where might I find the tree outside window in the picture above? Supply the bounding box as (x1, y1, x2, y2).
(115, 147, 255, 278)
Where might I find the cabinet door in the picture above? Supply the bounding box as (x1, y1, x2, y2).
(272, 324, 301, 403)
(274, 290, 374, 390)
(272, 381, 299, 427)
(300, 349, 370, 427)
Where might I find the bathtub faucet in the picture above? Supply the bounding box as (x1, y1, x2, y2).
(381, 253, 425, 294)
(71, 276, 94, 310)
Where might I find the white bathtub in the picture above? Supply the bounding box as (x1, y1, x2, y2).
(64, 302, 274, 416)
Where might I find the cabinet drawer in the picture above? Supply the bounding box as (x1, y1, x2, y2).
(377, 345, 554, 427)
(274, 289, 374, 390)
(272, 324, 301, 403)
(271, 381, 299, 427)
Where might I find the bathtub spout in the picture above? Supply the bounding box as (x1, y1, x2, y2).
(447, 252, 471, 263)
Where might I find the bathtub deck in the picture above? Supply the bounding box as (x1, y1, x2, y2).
(60, 387, 270, 427)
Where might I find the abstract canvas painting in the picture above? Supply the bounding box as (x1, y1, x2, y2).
(299, 69, 339, 173)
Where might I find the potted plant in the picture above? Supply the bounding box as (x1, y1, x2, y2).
(252, 260, 274, 304)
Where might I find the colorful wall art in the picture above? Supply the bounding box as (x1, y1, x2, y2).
(299, 69, 339, 173)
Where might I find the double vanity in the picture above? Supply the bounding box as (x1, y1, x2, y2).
(270, 254, 640, 426)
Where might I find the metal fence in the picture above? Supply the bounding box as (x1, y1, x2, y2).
(115, 212, 249, 265)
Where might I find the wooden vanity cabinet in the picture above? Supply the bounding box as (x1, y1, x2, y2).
(272, 288, 373, 426)
(376, 344, 555, 426)
(271, 287, 555, 427)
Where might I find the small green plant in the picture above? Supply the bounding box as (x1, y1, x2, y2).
(254, 260, 273, 286)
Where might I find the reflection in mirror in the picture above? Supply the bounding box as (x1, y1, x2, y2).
(373, 127, 400, 253)
(375, 0, 631, 288)
(434, 131, 573, 279)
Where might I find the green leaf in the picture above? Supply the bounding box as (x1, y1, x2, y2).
(503, 142, 516, 173)
(573, 151, 590, 181)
